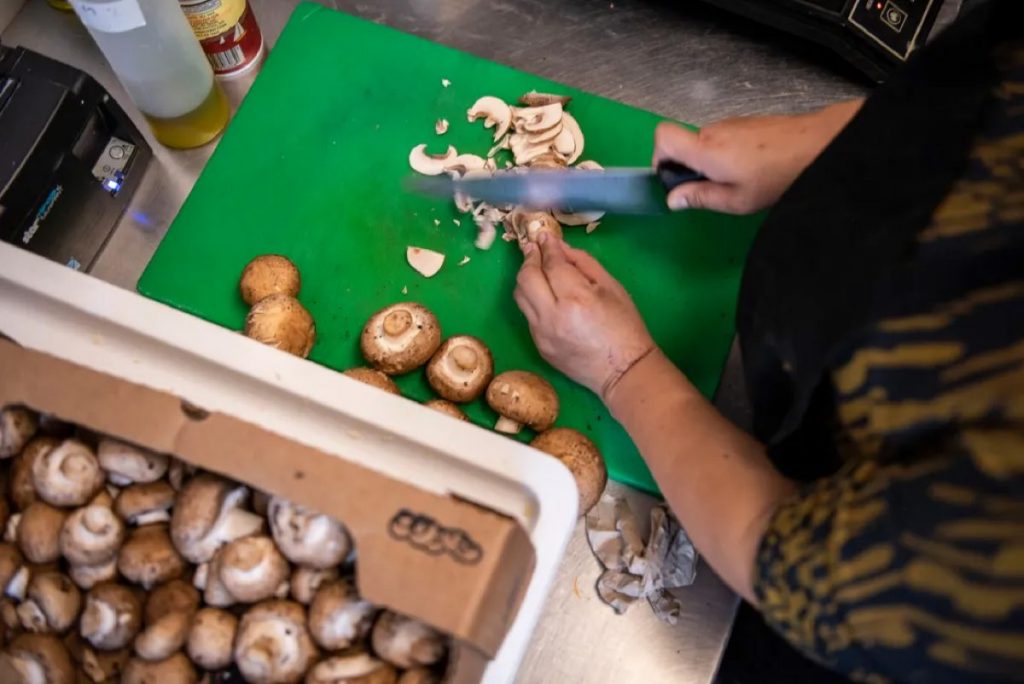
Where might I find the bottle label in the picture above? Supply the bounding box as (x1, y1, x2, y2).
(179, 0, 247, 40)
(69, 0, 146, 33)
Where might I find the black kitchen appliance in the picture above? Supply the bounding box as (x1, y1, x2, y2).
(693, 0, 967, 81)
(0, 43, 151, 271)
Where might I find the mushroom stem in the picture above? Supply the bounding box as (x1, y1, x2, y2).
(494, 417, 522, 434)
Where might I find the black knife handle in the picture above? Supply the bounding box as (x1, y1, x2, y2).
(656, 160, 705, 192)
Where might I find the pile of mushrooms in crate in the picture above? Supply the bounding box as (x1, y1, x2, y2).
(0, 407, 446, 683)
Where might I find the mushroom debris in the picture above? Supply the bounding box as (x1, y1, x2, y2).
(408, 91, 605, 252)
(0, 405, 455, 682)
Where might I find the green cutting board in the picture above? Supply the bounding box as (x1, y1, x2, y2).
(138, 2, 761, 494)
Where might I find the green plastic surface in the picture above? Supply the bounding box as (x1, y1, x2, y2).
(138, 3, 762, 494)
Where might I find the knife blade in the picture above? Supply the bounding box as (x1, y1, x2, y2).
(406, 161, 704, 215)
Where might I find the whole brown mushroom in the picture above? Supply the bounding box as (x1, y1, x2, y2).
(425, 336, 494, 403)
(0, 633, 74, 684)
(170, 474, 264, 564)
(96, 439, 168, 486)
(205, 535, 289, 606)
(485, 371, 559, 434)
(240, 255, 302, 306)
(370, 611, 446, 670)
(360, 303, 441, 375)
(234, 600, 318, 684)
(117, 525, 186, 590)
(17, 501, 67, 564)
(423, 399, 468, 421)
(343, 367, 402, 395)
(15, 570, 81, 634)
(308, 579, 376, 651)
(245, 294, 317, 358)
(122, 652, 197, 684)
(60, 504, 125, 567)
(305, 652, 397, 684)
(30, 439, 104, 508)
(186, 606, 237, 671)
(0, 407, 38, 459)
(531, 428, 607, 515)
(9, 437, 58, 511)
(114, 481, 176, 527)
(79, 582, 143, 651)
(133, 580, 199, 662)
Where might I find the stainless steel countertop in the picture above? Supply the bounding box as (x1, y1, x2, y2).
(4, 2, 865, 682)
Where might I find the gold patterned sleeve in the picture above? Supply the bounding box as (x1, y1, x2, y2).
(753, 424, 1024, 683)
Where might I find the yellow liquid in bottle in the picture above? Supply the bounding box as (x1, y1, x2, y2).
(144, 80, 230, 149)
(47, 0, 74, 10)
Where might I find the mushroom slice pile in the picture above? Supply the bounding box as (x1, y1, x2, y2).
(360, 303, 442, 375)
(426, 336, 494, 403)
(267, 497, 350, 569)
(467, 96, 512, 141)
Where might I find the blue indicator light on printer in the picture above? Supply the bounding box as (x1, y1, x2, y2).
(104, 179, 121, 191)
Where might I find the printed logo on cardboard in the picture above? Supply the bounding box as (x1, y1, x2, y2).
(388, 509, 483, 565)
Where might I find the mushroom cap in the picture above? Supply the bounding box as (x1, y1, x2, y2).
(16, 570, 81, 634)
(240, 255, 302, 306)
(305, 653, 397, 684)
(114, 481, 176, 527)
(425, 336, 494, 403)
(290, 566, 339, 605)
(10, 437, 58, 511)
(268, 497, 350, 569)
(397, 668, 439, 684)
(134, 579, 199, 659)
(0, 407, 38, 460)
(422, 399, 468, 422)
(360, 303, 441, 375)
(245, 294, 317, 358)
(96, 439, 168, 486)
(530, 428, 606, 515)
(211, 535, 290, 604)
(117, 524, 186, 590)
(309, 579, 377, 651)
(170, 474, 263, 564)
(1, 633, 74, 684)
(143, 579, 199, 624)
(79, 582, 143, 651)
(59, 504, 125, 566)
(234, 600, 318, 684)
(17, 502, 67, 564)
(68, 557, 118, 591)
(0, 543, 25, 594)
(30, 439, 104, 508)
(342, 367, 401, 395)
(485, 371, 559, 431)
(186, 607, 237, 671)
(77, 645, 130, 684)
(122, 652, 197, 684)
(370, 612, 446, 670)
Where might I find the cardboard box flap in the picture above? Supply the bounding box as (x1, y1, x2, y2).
(0, 339, 534, 657)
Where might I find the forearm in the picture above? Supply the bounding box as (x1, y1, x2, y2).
(606, 349, 795, 603)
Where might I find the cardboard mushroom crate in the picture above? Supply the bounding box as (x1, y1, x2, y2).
(0, 244, 577, 683)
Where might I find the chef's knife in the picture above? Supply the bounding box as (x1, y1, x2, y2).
(407, 161, 705, 215)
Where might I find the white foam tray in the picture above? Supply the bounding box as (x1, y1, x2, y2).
(0, 242, 578, 682)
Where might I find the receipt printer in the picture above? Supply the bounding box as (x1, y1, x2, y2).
(0, 44, 151, 270)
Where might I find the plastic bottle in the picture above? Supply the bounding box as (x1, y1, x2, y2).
(68, 0, 229, 149)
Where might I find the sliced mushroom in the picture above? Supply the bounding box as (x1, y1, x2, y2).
(244, 294, 317, 359)
(309, 579, 376, 651)
(170, 474, 264, 564)
(114, 481, 176, 527)
(407, 247, 446, 278)
(240, 254, 302, 306)
(16, 570, 81, 634)
(512, 103, 563, 133)
(553, 209, 605, 226)
(18, 502, 67, 564)
(268, 497, 350, 569)
(426, 336, 494, 403)
(360, 303, 442, 375)
(486, 371, 560, 434)
(371, 611, 446, 669)
(289, 566, 339, 605)
(518, 91, 572, 108)
(233, 600, 318, 684)
(31, 439, 104, 508)
(553, 112, 584, 164)
(133, 580, 199, 661)
(0, 407, 37, 460)
(80, 582, 143, 651)
(342, 367, 402, 395)
(117, 525, 186, 590)
(423, 399, 468, 421)
(60, 504, 125, 567)
(306, 652, 398, 684)
(408, 144, 457, 176)
(122, 652, 196, 684)
(467, 96, 512, 141)
(474, 221, 498, 250)
(206, 535, 289, 606)
(96, 439, 168, 487)
(443, 154, 487, 177)
(186, 606, 237, 671)
(1, 633, 74, 684)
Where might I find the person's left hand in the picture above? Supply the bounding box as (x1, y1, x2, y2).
(513, 234, 656, 401)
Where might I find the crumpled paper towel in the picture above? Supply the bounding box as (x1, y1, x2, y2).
(585, 493, 699, 624)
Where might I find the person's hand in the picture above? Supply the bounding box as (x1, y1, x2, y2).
(654, 99, 863, 214)
(514, 234, 656, 401)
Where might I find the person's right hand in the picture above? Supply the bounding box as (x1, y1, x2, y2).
(653, 99, 863, 215)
